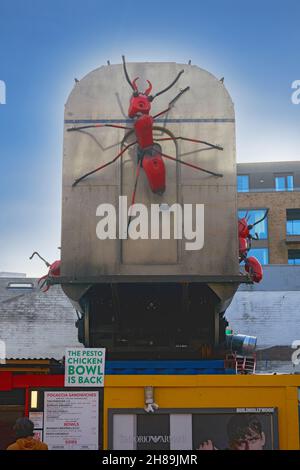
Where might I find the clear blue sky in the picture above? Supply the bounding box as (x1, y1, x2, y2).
(0, 0, 299, 276)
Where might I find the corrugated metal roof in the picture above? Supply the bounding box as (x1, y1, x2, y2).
(0, 278, 81, 360)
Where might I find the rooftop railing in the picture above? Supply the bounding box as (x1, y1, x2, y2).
(238, 187, 300, 193)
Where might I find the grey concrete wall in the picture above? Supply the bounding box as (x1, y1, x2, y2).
(61, 61, 239, 283)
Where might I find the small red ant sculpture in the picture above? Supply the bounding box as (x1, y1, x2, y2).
(68, 56, 224, 213)
(29, 252, 61, 292)
(238, 209, 269, 283)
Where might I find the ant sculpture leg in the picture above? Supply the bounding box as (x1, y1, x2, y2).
(152, 88, 223, 177)
(152, 87, 190, 120)
(155, 137, 223, 177)
(72, 141, 137, 186)
(67, 123, 132, 132)
(37, 274, 50, 293)
(68, 124, 136, 186)
(155, 136, 223, 151)
(127, 158, 143, 231)
(29, 251, 51, 267)
(159, 151, 223, 177)
(30, 252, 51, 292)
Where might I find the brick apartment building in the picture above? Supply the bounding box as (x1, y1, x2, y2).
(226, 161, 300, 372)
(237, 161, 300, 265)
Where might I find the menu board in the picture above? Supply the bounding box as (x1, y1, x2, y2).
(44, 391, 99, 450)
(29, 411, 44, 429)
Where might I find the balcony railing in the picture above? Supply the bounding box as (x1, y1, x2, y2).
(238, 187, 300, 193)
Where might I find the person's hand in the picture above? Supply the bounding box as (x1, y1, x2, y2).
(198, 440, 218, 450)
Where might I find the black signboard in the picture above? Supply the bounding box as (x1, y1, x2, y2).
(108, 408, 279, 450)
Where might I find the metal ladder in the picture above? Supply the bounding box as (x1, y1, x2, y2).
(225, 353, 257, 375)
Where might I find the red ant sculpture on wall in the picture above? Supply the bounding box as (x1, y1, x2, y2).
(29, 252, 61, 292)
(31, 60, 267, 292)
(238, 209, 269, 283)
(68, 56, 224, 211)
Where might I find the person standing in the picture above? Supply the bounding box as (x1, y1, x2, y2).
(7, 417, 48, 450)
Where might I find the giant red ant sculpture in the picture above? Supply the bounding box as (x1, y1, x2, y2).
(29, 252, 61, 292)
(68, 56, 224, 214)
(238, 209, 269, 283)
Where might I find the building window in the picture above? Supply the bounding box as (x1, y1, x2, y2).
(248, 247, 269, 265)
(237, 175, 249, 192)
(275, 175, 294, 191)
(288, 250, 300, 265)
(286, 209, 300, 235)
(7, 282, 34, 289)
(238, 209, 268, 239)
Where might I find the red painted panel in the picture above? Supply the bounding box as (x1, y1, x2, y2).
(0, 372, 64, 390)
(0, 372, 13, 391)
(12, 374, 64, 389)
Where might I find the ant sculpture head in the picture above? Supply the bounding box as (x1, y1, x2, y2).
(122, 55, 185, 120)
(238, 209, 269, 240)
(128, 77, 153, 118)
